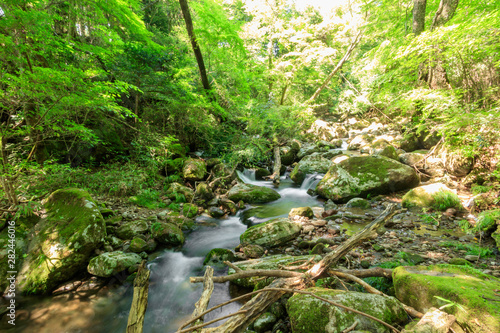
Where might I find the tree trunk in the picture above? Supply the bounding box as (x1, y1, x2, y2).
(126, 261, 150, 333)
(307, 31, 362, 103)
(412, 0, 427, 35)
(431, 0, 460, 31)
(178, 0, 211, 91)
(270, 145, 281, 187)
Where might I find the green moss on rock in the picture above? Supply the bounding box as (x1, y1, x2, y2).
(287, 287, 407, 333)
(183, 158, 207, 181)
(116, 220, 149, 240)
(316, 156, 419, 202)
(87, 251, 141, 277)
(402, 183, 462, 211)
(240, 218, 301, 248)
(290, 154, 332, 184)
(227, 184, 281, 204)
(151, 222, 184, 246)
(393, 265, 500, 332)
(203, 248, 236, 266)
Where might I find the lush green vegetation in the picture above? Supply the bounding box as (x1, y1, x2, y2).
(1, 0, 499, 208)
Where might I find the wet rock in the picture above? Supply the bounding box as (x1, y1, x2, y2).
(316, 155, 419, 202)
(203, 248, 236, 266)
(290, 154, 332, 184)
(116, 220, 149, 240)
(151, 222, 185, 246)
(240, 218, 301, 247)
(345, 198, 371, 209)
(227, 183, 281, 204)
(208, 206, 225, 218)
(129, 238, 148, 253)
(253, 312, 277, 333)
(16, 189, 106, 294)
(240, 244, 265, 258)
(287, 287, 407, 333)
(393, 265, 500, 332)
(183, 158, 206, 181)
(87, 251, 141, 277)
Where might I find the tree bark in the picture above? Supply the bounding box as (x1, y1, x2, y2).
(126, 261, 150, 333)
(307, 31, 362, 103)
(271, 145, 281, 187)
(178, 0, 211, 91)
(431, 0, 460, 31)
(412, 0, 427, 35)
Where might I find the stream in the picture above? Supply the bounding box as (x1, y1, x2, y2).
(11, 170, 323, 333)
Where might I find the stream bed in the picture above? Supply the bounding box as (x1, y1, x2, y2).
(9, 171, 323, 333)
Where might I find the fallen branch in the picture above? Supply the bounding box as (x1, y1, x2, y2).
(126, 261, 150, 333)
(189, 269, 303, 283)
(186, 204, 398, 332)
(190, 266, 214, 327)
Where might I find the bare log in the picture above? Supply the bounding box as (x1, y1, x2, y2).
(190, 266, 214, 327)
(270, 145, 281, 187)
(329, 267, 393, 279)
(189, 269, 303, 284)
(126, 261, 150, 333)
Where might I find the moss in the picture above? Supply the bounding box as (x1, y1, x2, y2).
(475, 209, 500, 233)
(240, 218, 301, 247)
(393, 265, 500, 332)
(183, 158, 207, 180)
(402, 184, 462, 211)
(203, 248, 236, 266)
(151, 222, 184, 246)
(182, 203, 198, 218)
(227, 183, 281, 204)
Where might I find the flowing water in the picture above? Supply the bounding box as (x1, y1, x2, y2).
(9, 171, 323, 333)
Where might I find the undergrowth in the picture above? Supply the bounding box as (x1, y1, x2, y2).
(439, 240, 494, 258)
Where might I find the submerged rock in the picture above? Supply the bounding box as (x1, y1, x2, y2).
(17, 188, 106, 294)
(393, 265, 500, 332)
(87, 251, 141, 277)
(240, 218, 301, 248)
(290, 154, 332, 184)
(316, 155, 419, 202)
(287, 287, 407, 333)
(227, 183, 281, 204)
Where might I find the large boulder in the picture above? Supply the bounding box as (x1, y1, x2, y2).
(316, 156, 420, 202)
(402, 183, 462, 211)
(240, 218, 301, 248)
(115, 220, 148, 240)
(151, 222, 185, 246)
(287, 287, 407, 333)
(17, 188, 106, 294)
(183, 158, 206, 181)
(393, 265, 500, 332)
(87, 251, 141, 277)
(227, 183, 281, 204)
(229, 254, 318, 288)
(290, 154, 333, 184)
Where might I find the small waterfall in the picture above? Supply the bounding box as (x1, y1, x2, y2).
(236, 169, 257, 184)
(300, 173, 323, 190)
(340, 138, 349, 150)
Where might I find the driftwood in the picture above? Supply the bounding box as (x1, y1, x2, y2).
(270, 145, 281, 187)
(190, 266, 214, 328)
(126, 261, 150, 333)
(185, 204, 399, 333)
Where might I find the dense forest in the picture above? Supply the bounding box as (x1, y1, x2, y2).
(1, 0, 500, 332)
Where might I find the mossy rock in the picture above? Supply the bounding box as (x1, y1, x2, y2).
(255, 167, 271, 180)
(345, 198, 371, 209)
(372, 144, 399, 160)
(203, 248, 236, 266)
(151, 222, 185, 246)
(208, 206, 225, 218)
(206, 158, 221, 168)
(253, 312, 277, 332)
(17, 188, 106, 294)
(398, 151, 427, 166)
(287, 287, 407, 333)
(129, 237, 148, 253)
(492, 226, 500, 251)
(240, 244, 265, 258)
(402, 183, 462, 211)
(220, 198, 238, 215)
(182, 203, 198, 218)
(393, 265, 500, 332)
(166, 182, 194, 202)
(281, 146, 297, 166)
(347, 134, 374, 150)
(290, 154, 332, 185)
(87, 251, 141, 277)
(195, 182, 214, 201)
(289, 207, 314, 218)
(240, 218, 301, 248)
(116, 220, 149, 240)
(475, 209, 500, 233)
(166, 216, 195, 231)
(227, 183, 281, 204)
(229, 254, 319, 288)
(183, 158, 207, 181)
(316, 156, 420, 203)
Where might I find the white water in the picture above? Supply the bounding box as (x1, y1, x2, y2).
(300, 173, 323, 191)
